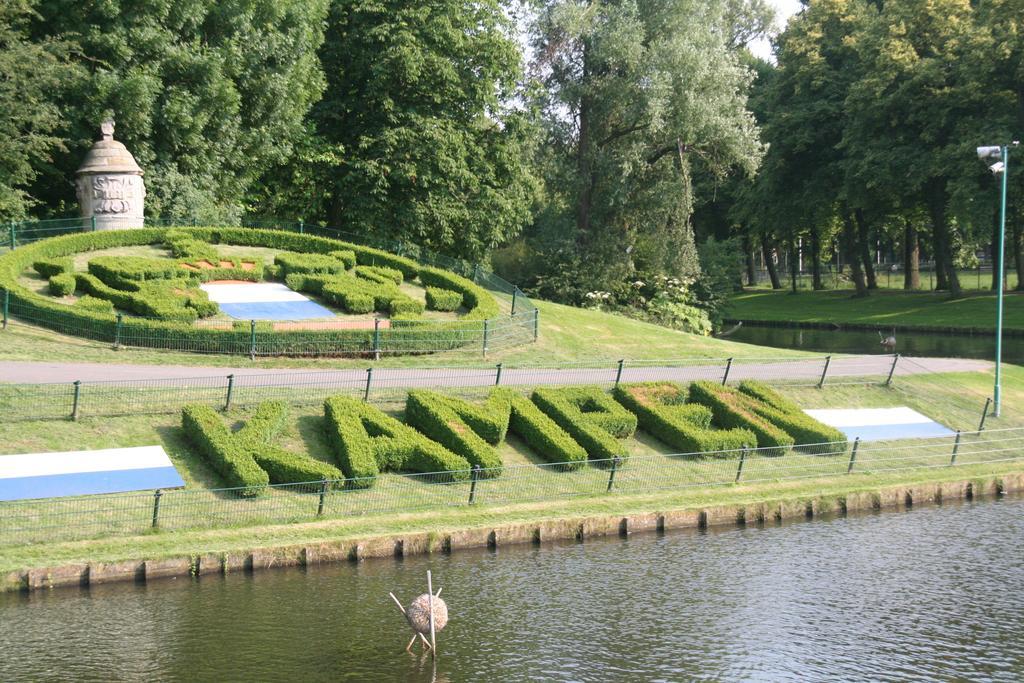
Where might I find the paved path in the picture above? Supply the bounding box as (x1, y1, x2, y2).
(0, 356, 990, 388)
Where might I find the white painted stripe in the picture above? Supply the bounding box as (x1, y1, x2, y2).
(200, 282, 311, 304)
(803, 407, 935, 428)
(0, 446, 175, 479)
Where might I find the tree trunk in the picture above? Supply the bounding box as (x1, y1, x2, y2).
(842, 210, 867, 296)
(854, 208, 877, 289)
(810, 226, 823, 290)
(903, 218, 920, 290)
(1013, 210, 1023, 292)
(926, 181, 961, 297)
(761, 234, 782, 289)
(575, 41, 593, 249)
(742, 233, 757, 286)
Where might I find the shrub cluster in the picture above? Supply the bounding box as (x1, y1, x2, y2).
(323, 395, 469, 488)
(418, 266, 500, 320)
(497, 390, 587, 469)
(88, 256, 181, 289)
(165, 231, 219, 261)
(355, 265, 403, 285)
(48, 273, 76, 297)
(33, 257, 72, 278)
(736, 381, 848, 448)
(181, 403, 269, 495)
(687, 381, 795, 452)
(425, 287, 463, 311)
(613, 382, 754, 455)
(329, 250, 357, 269)
(320, 275, 423, 316)
(179, 256, 264, 283)
(235, 401, 343, 485)
(532, 386, 637, 462)
(274, 251, 349, 277)
(74, 272, 214, 321)
(404, 390, 509, 475)
(74, 295, 115, 314)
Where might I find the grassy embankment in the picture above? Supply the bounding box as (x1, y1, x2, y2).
(746, 269, 1020, 292)
(1, 363, 1019, 574)
(727, 289, 1024, 332)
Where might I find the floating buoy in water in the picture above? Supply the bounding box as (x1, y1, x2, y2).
(389, 570, 447, 657)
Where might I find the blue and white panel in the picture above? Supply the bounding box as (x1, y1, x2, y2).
(201, 282, 336, 321)
(0, 446, 185, 501)
(803, 407, 956, 442)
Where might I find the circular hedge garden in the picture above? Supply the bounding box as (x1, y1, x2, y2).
(0, 227, 537, 356)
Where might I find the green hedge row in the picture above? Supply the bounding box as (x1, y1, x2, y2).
(74, 294, 115, 314)
(329, 250, 357, 269)
(320, 274, 423, 317)
(33, 257, 71, 278)
(74, 272, 201, 321)
(426, 287, 462, 311)
(736, 381, 848, 448)
(323, 395, 470, 488)
(274, 251, 349, 277)
(418, 266, 500, 320)
(355, 265, 403, 285)
(532, 386, 637, 463)
(235, 401, 343, 485)
(181, 256, 264, 283)
(613, 382, 755, 455)
(500, 390, 588, 469)
(49, 273, 75, 297)
(181, 403, 269, 495)
(404, 390, 509, 475)
(687, 381, 795, 452)
(88, 255, 181, 288)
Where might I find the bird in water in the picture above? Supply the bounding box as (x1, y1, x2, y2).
(878, 329, 896, 349)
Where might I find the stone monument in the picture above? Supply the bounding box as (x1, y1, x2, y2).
(75, 120, 146, 230)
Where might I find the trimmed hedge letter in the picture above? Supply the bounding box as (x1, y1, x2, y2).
(323, 396, 471, 489)
(532, 386, 638, 463)
(498, 390, 587, 470)
(613, 382, 755, 456)
(181, 401, 342, 495)
(405, 390, 510, 477)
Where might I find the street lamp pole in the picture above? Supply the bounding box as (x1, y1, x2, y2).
(994, 145, 1008, 417)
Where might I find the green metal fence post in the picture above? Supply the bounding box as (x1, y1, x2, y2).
(224, 374, 235, 411)
(91, 216, 97, 232)
(722, 357, 733, 385)
(8, 223, 14, 250)
(494, 363, 503, 386)
(468, 465, 481, 504)
(71, 380, 81, 421)
(606, 456, 621, 492)
(818, 355, 832, 389)
(363, 367, 373, 402)
(735, 447, 748, 483)
(249, 319, 257, 360)
(614, 359, 625, 386)
(533, 309, 539, 341)
(482, 319, 489, 358)
(373, 318, 381, 360)
(298, 219, 304, 235)
(978, 398, 992, 432)
(151, 489, 162, 528)
(949, 430, 962, 466)
(317, 479, 328, 516)
(846, 437, 860, 474)
(511, 289, 518, 316)
(885, 354, 900, 386)
(113, 313, 123, 349)
(2, 289, 8, 329)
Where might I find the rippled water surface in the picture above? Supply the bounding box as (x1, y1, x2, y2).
(2, 497, 1023, 681)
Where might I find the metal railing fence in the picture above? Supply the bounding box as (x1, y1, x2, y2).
(1, 427, 1020, 546)
(0, 354, 903, 422)
(0, 217, 538, 357)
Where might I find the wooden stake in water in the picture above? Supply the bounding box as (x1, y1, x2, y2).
(427, 571, 437, 657)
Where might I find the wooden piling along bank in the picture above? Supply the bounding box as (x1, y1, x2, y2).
(3, 473, 1022, 594)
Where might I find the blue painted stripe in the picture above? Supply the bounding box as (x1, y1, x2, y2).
(840, 422, 956, 442)
(0, 467, 185, 502)
(219, 301, 336, 321)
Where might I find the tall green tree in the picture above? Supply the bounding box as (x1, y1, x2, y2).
(0, 1, 76, 220)
(309, 0, 537, 262)
(27, 0, 329, 221)
(529, 0, 763, 295)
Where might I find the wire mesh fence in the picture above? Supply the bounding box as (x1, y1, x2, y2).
(1, 427, 1020, 546)
(0, 217, 539, 356)
(0, 354, 904, 421)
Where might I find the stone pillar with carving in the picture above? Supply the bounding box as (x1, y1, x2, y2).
(75, 120, 146, 230)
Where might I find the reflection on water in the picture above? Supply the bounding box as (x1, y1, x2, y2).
(725, 324, 1024, 364)
(2, 496, 1023, 681)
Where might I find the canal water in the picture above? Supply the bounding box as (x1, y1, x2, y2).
(724, 324, 1024, 365)
(2, 496, 1022, 681)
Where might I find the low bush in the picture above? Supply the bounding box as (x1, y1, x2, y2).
(532, 386, 636, 463)
(494, 389, 587, 469)
(355, 265, 403, 285)
(88, 256, 182, 289)
(687, 381, 795, 452)
(180, 256, 264, 283)
(425, 287, 462, 311)
(235, 401, 343, 485)
(274, 251, 348, 277)
(613, 382, 754, 455)
(389, 297, 425, 317)
(74, 295, 115, 314)
(736, 381, 848, 448)
(181, 403, 269, 495)
(347, 244, 419, 280)
(328, 250, 356, 269)
(167, 236, 219, 261)
(404, 390, 509, 475)
(324, 396, 470, 487)
(74, 273, 205, 321)
(33, 257, 72, 278)
(48, 273, 76, 297)
(319, 274, 422, 317)
(418, 266, 500, 320)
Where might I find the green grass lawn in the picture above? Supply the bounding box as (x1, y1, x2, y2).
(0, 366, 1016, 555)
(747, 268, 1020, 293)
(727, 289, 1024, 331)
(0, 299, 793, 369)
